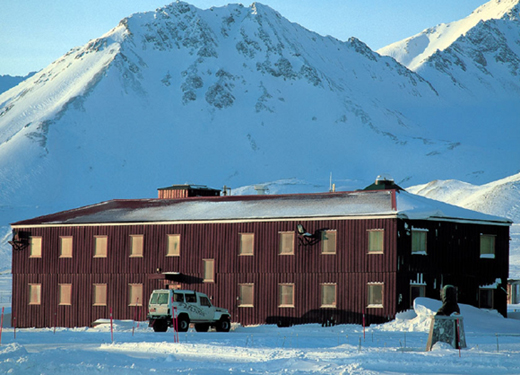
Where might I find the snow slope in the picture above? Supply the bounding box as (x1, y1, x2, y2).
(1, 298, 520, 374)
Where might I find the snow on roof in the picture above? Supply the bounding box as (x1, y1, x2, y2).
(395, 190, 512, 224)
(11, 189, 512, 227)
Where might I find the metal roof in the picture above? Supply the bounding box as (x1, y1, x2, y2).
(11, 189, 512, 227)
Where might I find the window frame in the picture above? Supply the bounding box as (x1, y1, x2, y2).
(29, 283, 41, 305)
(278, 283, 295, 308)
(94, 235, 108, 258)
(278, 231, 295, 255)
(321, 230, 337, 255)
(203, 259, 215, 283)
(93, 284, 107, 306)
(29, 236, 42, 258)
(129, 234, 144, 258)
(411, 229, 428, 255)
(480, 234, 496, 259)
(239, 233, 254, 256)
(367, 229, 384, 254)
(128, 283, 143, 306)
(59, 236, 73, 258)
(320, 283, 337, 308)
(238, 283, 254, 307)
(59, 283, 72, 306)
(367, 282, 384, 308)
(166, 234, 181, 257)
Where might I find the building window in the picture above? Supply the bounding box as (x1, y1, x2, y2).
(279, 232, 295, 255)
(130, 235, 144, 257)
(93, 284, 107, 306)
(410, 285, 426, 308)
(29, 236, 42, 258)
(128, 284, 143, 306)
(59, 236, 73, 258)
(29, 284, 41, 305)
(368, 230, 384, 254)
(239, 233, 254, 256)
(59, 283, 72, 305)
(321, 230, 337, 254)
(239, 284, 254, 307)
(367, 283, 384, 308)
(166, 234, 180, 257)
(321, 284, 337, 308)
(480, 234, 496, 259)
(411, 230, 427, 255)
(94, 236, 107, 258)
(479, 288, 494, 309)
(278, 283, 295, 308)
(203, 259, 215, 282)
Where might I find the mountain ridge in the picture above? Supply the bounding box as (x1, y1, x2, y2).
(377, 0, 520, 71)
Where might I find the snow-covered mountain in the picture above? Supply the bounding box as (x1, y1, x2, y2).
(378, 0, 519, 71)
(378, 0, 520, 98)
(0, 0, 519, 271)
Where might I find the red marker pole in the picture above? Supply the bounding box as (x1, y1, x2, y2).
(110, 307, 114, 343)
(171, 296, 178, 343)
(54, 312, 57, 335)
(13, 315, 16, 340)
(174, 304, 179, 343)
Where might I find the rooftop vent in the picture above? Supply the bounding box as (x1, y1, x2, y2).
(363, 174, 404, 191)
(254, 185, 269, 195)
(157, 184, 221, 199)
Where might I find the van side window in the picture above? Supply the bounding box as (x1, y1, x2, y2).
(174, 293, 184, 303)
(200, 296, 211, 307)
(186, 293, 197, 303)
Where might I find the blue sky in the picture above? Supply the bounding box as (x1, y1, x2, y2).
(1, 0, 489, 76)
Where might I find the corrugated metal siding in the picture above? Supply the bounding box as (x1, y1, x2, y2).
(12, 217, 398, 327)
(395, 220, 509, 316)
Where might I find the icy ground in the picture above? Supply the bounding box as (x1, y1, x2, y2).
(0, 298, 520, 374)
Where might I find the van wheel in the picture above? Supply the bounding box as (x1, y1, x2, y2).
(152, 319, 168, 332)
(177, 315, 190, 332)
(194, 323, 210, 332)
(215, 317, 231, 332)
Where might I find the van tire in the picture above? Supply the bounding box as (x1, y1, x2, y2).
(152, 319, 168, 332)
(177, 315, 190, 332)
(215, 316, 231, 332)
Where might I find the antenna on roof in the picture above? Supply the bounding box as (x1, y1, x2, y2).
(329, 173, 332, 192)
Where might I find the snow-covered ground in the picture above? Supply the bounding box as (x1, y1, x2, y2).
(0, 298, 519, 374)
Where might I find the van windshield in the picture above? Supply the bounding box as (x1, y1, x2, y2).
(150, 292, 169, 305)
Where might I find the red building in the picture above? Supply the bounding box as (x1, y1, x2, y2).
(10, 182, 511, 328)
